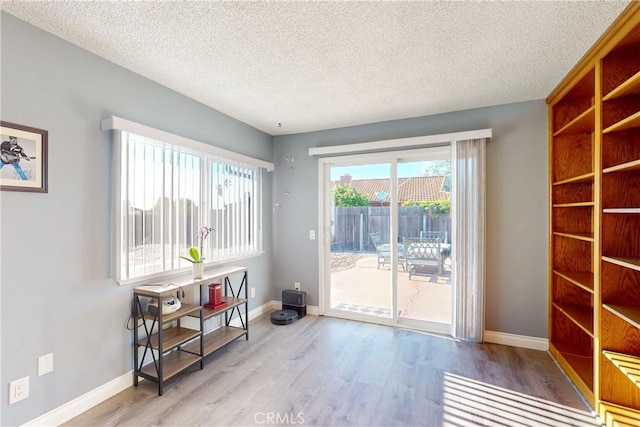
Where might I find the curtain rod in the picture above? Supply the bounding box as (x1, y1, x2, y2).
(308, 128, 492, 157)
(101, 116, 275, 171)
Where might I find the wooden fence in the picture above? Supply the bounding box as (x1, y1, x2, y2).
(331, 206, 451, 252)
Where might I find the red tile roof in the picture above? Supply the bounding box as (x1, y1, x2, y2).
(334, 175, 450, 203)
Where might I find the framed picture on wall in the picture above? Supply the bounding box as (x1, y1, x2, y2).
(0, 121, 48, 193)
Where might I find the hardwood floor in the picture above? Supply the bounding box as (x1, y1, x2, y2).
(65, 314, 599, 426)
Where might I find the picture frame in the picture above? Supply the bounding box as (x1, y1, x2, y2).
(0, 121, 48, 193)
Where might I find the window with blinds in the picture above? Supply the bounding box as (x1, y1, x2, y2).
(116, 130, 262, 283)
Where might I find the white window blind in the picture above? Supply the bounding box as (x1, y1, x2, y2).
(108, 121, 269, 284)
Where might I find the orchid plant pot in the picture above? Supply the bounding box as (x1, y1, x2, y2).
(192, 262, 204, 279)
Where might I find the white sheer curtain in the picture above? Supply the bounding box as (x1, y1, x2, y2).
(451, 138, 487, 342)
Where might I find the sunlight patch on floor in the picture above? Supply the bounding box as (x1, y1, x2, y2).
(442, 372, 599, 427)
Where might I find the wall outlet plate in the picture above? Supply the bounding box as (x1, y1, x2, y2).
(9, 376, 29, 405)
(294, 282, 301, 291)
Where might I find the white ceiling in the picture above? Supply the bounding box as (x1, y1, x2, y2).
(1, 1, 632, 136)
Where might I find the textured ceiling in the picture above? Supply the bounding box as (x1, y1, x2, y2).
(0, 1, 632, 136)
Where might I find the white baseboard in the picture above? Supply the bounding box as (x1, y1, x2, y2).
(250, 300, 280, 319)
(274, 300, 319, 316)
(228, 299, 279, 328)
(484, 330, 548, 351)
(255, 307, 541, 351)
(23, 371, 132, 427)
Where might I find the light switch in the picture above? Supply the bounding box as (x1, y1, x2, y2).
(309, 230, 316, 240)
(38, 353, 54, 376)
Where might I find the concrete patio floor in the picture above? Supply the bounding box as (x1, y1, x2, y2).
(330, 253, 452, 325)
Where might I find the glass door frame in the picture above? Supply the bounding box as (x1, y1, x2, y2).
(317, 146, 452, 333)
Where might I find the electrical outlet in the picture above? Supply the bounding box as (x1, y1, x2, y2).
(9, 376, 29, 405)
(294, 282, 301, 291)
(250, 287, 256, 298)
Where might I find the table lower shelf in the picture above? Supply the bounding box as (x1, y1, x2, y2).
(183, 325, 247, 357)
(138, 349, 202, 381)
(138, 326, 201, 351)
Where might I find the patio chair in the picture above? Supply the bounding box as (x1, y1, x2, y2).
(420, 230, 447, 243)
(419, 231, 451, 256)
(369, 232, 404, 270)
(404, 237, 442, 279)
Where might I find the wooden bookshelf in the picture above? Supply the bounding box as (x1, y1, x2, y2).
(547, 3, 640, 412)
(603, 70, 640, 101)
(603, 351, 640, 389)
(552, 231, 594, 242)
(550, 341, 594, 404)
(599, 401, 640, 427)
(602, 256, 640, 272)
(603, 304, 640, 330)
(553, 106, 595, 137)
(552, 172, 594, 186)
(553, 302, 594, 336)
(603, 111, 640, 134)
(553, 270, 594, 293)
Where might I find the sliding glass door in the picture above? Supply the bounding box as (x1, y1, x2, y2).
(320, 147, 453, 333)
(396, 159, 452, 334)
(328, 162, 394, 319)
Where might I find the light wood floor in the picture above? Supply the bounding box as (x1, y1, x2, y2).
(65, 314, 599, 426)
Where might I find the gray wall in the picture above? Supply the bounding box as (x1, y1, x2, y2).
(272, 100, 549, 338)
(0, 13, 273, 426)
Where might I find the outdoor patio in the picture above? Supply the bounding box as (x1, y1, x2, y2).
(330, 252, 452, 324)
